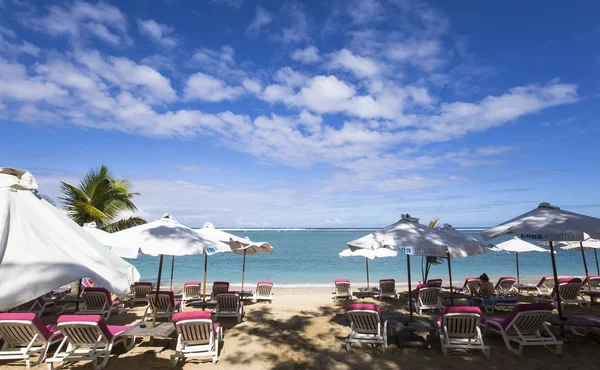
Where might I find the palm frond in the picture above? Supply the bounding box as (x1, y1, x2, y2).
(428, 217, 440, 228)
(103, 217, 147, 233)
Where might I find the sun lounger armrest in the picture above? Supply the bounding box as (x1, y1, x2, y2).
(483, 319, 503, 330)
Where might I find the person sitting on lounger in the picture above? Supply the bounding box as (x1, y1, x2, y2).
(477, 273, 495, 298)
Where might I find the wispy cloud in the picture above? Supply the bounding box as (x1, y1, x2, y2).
(137, 19, 179, 48)
(246, 6, 273, 35)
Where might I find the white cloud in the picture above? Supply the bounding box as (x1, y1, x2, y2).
(274, 67, 308, 87)
(279, 3, 310, 43)
(476, 145, 515, 156)
(0, 25, 40, 56)
(191, 46, 245, 80)
(211, 0, 244, 8)
(246, 6, 273, 35)
(346, 0, 384, 24)
(242, 78, 262, 94)
(325, 217, 342, 224)
(137, 19, 178, 48)
(330, 49, 380, 78)
(184, 72, 245, 102)
(291, 46, 320, 63)
(25, 1, 131, 46)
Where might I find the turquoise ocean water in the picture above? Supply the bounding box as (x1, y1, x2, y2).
(129, 229, 600, 289)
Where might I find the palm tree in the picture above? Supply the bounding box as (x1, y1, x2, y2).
(421, 217, 443, 282)
(60, 165, 146, 232)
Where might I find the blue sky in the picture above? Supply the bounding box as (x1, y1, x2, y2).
(1, 0, 599, 228)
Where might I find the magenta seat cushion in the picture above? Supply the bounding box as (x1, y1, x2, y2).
(0, 312, 55, 339)
(257, 281, 273, 286)
(184, 282, 201, 287)
(134, 282, 152, 287)
(335, 279, 350, 284)
(347, 303, 384, 323)
(58, 314, 114, 341)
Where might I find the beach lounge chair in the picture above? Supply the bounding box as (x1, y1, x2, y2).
(585, 275, 600, 290)
(81, 278, 96, 289)
(11, 297, 65, 316)
(438, 306, 489, 357)
(471, 296, 519, 313)
(46, 315, 134, 370)
(170, 311, 223, 365)
(211, 282, 230, 300)
(379, 279, 397, 300)
(253, 281, 274, 303)
(535, 276, 556, 294)
(426, 279, 443, 288)
(482, 303, 561, 355)
(215, 292, 244, 323)
(535, 278, 587, 308)
(182, 282, 201, 307)
(462, 277, 481, 296)
(333, 279, 352, 300)
(413, 283, 443, 315)
(495, 276, 517, 296)
(0, 313, 63, 368)
(129, 282, 152, 305)
(78, 287, 124, 320)
(345, 304, 388, 352)
(143, 291, 182, 322)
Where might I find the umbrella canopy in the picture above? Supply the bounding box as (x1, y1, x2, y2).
(481, 202, 600, 319)
(347, 215, 486, 258)
(489, 237, 550, 287)
(0, 168, 140, 311)
(339, 248, 398, 259)
(83, 222, 139, 259)
(556, 239, 600, 285)
(339, 248, 397, 288)
(112, 214, 228, 257)
(348, 215, 486, 319)
(481, 202, 600, 242)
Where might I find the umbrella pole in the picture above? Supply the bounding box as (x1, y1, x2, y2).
(366, 258, 370, 289)
(580, 242, 592, 290)
(447, 252, 454, 306)
(169, 256, 175, 291)
(407, 254, 413, 321)
(548, 241, 564, 321)
(595, 249, 600, 275)
(516, 252, 521, 294)
(241, 250, 247, 292)
(203, 254, 208, 301)
(152, 254, 164, 328)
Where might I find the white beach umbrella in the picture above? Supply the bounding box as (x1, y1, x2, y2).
(0, 168, 140, 311)
(223, 233, 273, 292)
(83, 222, 139, 259)
(557, 239, 600, 275)
(490, 237, 550, 287)
(348, 215, 486, 319)
(481, 202, 600, 318)
(339, 248, 397, 288)
(111, 214, 230, 325)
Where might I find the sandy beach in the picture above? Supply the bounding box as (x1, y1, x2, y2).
(4, 289, 599, 370)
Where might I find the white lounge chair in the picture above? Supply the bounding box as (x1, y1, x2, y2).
(253, 281, 274, 303)
(345, 303, 388, 351)
(438, 306, 489, 357)
(129, 282, 152, 305)
(584, 275, 600, 290)
(535, 278, 588, 308)
(482, 303, 562, 355)
(379, 279, 397, 300)
(11, 297, 65, 316)
(182, 282, 201, 307)
(413, 284, 443, 315)
(46, 315, 135, 370)
(333, 279, 352, 300)
(215, 292, 244, 323)
(462, 277, 481, 296)
(0, 313, 63, 368)
(78, 287, 124, 320)
(211, 282, 230, 300)
(535, 276, 556, 295)
(171, 311, 223, 365)
(143, 291, 182, 322)
(495, 276, 517, 296)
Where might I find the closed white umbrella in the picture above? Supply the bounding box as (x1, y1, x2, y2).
(83, 222, 139, 259)
(490, 237, 550, 288)
(111, 214, 229, 326)
(0, 168, 140, 311)
(482, 202, 600, 319)
(339, 248, 397, 288)
(348, 215, 486, 319)
(557, 239, 600, 275)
